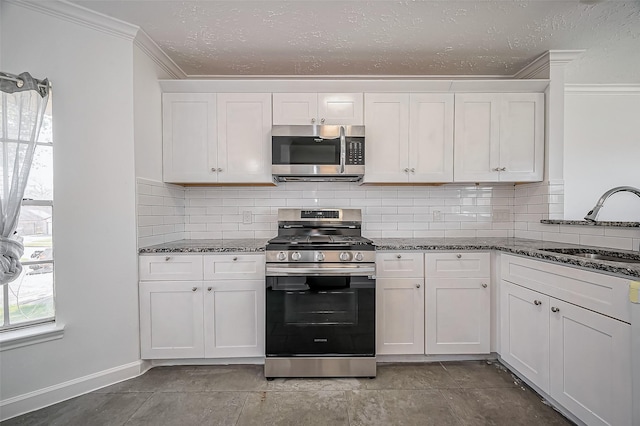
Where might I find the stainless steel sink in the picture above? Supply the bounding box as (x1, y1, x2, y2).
(541, 248, 640, 264)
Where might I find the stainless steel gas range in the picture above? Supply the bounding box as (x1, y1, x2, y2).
(264, 208, 376, 379)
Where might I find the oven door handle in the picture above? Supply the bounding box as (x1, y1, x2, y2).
(266, 265, 376, 277)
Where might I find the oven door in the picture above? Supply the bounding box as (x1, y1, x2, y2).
(265, 273, 375, 357)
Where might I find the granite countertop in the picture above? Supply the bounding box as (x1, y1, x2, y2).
(138, 239, 268, 253)
(541, 219, 639, 227)
(372, 237, 640, 279)
(139, 237, 640, 279)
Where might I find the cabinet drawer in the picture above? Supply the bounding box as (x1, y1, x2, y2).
(376, 252, 424, 278)
(501, 254, 630, 323)
(139, 254, 203, 281)
(204, 254, 265, 280)
(425, 252, 490, 278)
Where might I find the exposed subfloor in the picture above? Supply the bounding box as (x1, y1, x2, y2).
(3, 361, 574, 425)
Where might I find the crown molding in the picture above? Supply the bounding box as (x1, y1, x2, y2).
(565, 84, 640, 95)
(514, 50, 586, 80)
(7, 0, 139, 40)
(134, 30, 186, 79)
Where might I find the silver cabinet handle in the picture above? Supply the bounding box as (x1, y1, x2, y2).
(551, 306, 560, 313)
(416, 283, 421, 288)
(396, 254, 402, 259)
(534, 300, 542, 306)
(192, 287, 197, 292)
(311, 118, 316, 123)
(500, 167, 507, 171)
(217, 168, 223, 172)
(207, 287, 212, 292)
(404, 168, 409, 173)
(410, 168, 415, 173)
(211, 167, 216, 172)
(492, 167, 500, 171)
(481, 283, 488, 288)
(320, 118, 325, 123)
(456, 254, 462, 259)
(165, 256, 171, 261)
(232, 256, 238, 261)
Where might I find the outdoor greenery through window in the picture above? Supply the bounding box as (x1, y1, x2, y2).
(1, 94, 54, 331)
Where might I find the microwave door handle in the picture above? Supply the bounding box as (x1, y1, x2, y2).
(339, 125, 346, 174)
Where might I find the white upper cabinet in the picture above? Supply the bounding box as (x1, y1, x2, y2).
(216, 93, 272, 183)
(162, 92, 272, 184)
(272, 93, 363, 125)
(364, 93, 454, 183)
(454, 93, 544, 182)
(162, 93, 217, 183)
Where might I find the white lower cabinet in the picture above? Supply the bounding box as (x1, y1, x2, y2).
(203, 280, 264, 358)
(139, 281, 205, 359)
(139, 253, 265, 360)
(425, 252, 491, 354)
(376, 278, 425, 354)
(500, 254, 632, 426)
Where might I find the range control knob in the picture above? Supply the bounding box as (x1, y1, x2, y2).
(291, 252, 302, 261)
(354, 252, 364, 262)
(316, 252, 325, 261)
(277, 251, 287, 261)
(339, 252, 351, 261)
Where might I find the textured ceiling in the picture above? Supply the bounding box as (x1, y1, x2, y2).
(72, 0, 640, 83)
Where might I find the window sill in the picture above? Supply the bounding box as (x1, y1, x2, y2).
(0, 323, 65, 351)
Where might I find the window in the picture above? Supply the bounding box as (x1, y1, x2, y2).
(1, 95, 54, 331)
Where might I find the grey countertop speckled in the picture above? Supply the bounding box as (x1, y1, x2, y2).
(540, 219, 639, 227)
(139, 239, 268, 253)
(139, 237, 640, 278)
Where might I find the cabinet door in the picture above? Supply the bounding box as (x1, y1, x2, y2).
(549, 299, 632, 426)
(317, 93, 363, 125)
(426, 278, 490, 354)
(216, 93, 272, 183)
(204, 280, 265, 358)
(498, 94, 544, 182)
(162, 93, 217, 183)
(376, 278, 425, 355)
(409, 94, 454, 182)
(363, 93, 410, 183)
(500, 280, 550, 392)
(139, 281, 204, 359)
(454, 93, 500, 182)
(272, 93, 317, 125)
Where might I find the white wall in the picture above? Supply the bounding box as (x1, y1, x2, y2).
(564, 90, 640, 221)
(0, 1, 141, 415)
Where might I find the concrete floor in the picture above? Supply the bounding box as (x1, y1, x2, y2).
(3, 361, 574, 426)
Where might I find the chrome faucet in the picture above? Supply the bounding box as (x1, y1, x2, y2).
(584, 186, 640, 221)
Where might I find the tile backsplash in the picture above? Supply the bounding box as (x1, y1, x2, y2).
(137, 179, 639, 251)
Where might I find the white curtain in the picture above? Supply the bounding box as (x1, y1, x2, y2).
(0, 72, 50, 285)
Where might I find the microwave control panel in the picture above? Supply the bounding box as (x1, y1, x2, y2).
(347, 139, 365, 165)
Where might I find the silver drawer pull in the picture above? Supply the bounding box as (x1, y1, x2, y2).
(481, 283, 488, 288)
(165, 256, 171, 261)
(416, 283, 421, 288)
(207, 287, 212, 292)
(456, 254, 462, 259)
(396, 254, 402, 259)
(551, 306, 560, 313)
(534, 300, 542, 306)
(192, 287, 197, 292)
(233, 256, 238, 261)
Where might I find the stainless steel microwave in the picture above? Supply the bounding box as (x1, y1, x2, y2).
(271, 125, 365, 182)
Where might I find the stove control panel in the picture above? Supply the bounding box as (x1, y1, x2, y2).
(267, 250, 375, 263)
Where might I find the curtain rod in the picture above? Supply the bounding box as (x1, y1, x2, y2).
(0, 72, 50, 90)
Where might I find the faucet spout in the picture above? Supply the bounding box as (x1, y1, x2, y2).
(584, 186, 640, 222)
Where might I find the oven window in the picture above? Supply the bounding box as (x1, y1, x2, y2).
(272, 136, 340, 165)
(284, 289, 357, 326)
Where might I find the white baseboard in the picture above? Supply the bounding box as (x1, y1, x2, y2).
(0, 360, 150, 422)
(376, 353, 498, 363)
